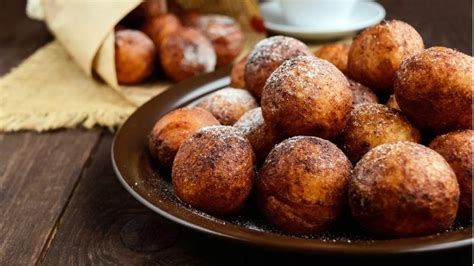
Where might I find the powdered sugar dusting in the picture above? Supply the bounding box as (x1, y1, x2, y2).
(262, 55, 350, 122)
(197, 125, 249, 144)
(354, 141, 448, 182)
(195, 14, 239, 38)
(349, 102, 416, 132)
(202, 87, 256, 106)
(196, 87, 258, 125)
(248, 36, 311, 66)
(264, 55, 346, 95)
(233, 107, 263, 134)
(181, 36, 216, 72)
(264, 136, 349, 172)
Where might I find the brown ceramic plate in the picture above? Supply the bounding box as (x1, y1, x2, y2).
(112, 66, 473, 255)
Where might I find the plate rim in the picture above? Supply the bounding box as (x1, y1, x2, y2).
(260, 1, 386, 34)
(112, 68, 473, 255)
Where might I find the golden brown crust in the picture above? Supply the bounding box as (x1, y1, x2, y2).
(349, 142, 459, 237)
(115, 29, 156, 85)
(348, 78, 378, 105)
(314, 43, 350, 74)
(338, 103, 421, 163)
(230, 56, 247, 89)
(197, 88, 258, 125)
(261, 55, 352, 139)
(348, 20, 424, 94)
(233, 108, 283, 164)
(429, 130, 473, 220)
(257, 136, 352, 234)
(245, 36, 312, 98)
(185, 14, 244, 66)
(386, 94, 400, 110)
(394, 47, 473, 134)
(148, 107, 220, 171)
(160, 27, 216, 82)
(143, 0, 167, 19)
(141, 13, 181, 49)
(172, 126, 256, 215)
(179, 9, 202, 26)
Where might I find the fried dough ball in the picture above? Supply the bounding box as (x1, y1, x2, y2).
(184, 14, 244, 66)
(115, 29, 156, 85)
(348, 79, 378, 105)
(160, 27, 216, 82)
(257, 136, 352, 234)
(349, 142, 459, 237)
(141, 0, 167, 18)
(429, 130, 473, 220)
(338, 103, 421, 163)
(230, 56, 247, 89)
(172, 126, 255, 215)
(148, 107, 220, 171)
(179, 9, 202, 25)
(386, 94, 400, 110)
(141, 13, 181, 49)
(261, 55, 352, 139)
(394, 47, 473, 133)
(245, 36, 312, 98)
(234, 108, 283, 164)
(314, 43, 350, 74)
(197, 88, 258, 125)
(348, 20, 424, 94)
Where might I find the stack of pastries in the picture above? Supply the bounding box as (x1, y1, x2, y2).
(147, 19, 473, 238)
(115, 0, 244, 85)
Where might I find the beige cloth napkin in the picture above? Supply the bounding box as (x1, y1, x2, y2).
(0, 41, 134, 132)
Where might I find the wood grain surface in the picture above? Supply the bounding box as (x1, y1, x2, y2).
(380, 0, 471, 55)
(0, 0, 51, 75)
(0, 131, 101, 265)
(0, 0, 472, 265)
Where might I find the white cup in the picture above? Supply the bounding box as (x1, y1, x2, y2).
(278, 0, 359, 28)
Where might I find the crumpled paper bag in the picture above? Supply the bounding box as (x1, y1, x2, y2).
(28, 0, 142, 96)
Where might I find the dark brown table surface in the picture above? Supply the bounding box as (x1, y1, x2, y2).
(1, 0, 472, 265)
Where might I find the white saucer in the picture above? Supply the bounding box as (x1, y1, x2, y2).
(260, 1, 386, 41)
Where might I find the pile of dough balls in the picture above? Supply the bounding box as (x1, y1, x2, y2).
(147, 19, 473, 238)
(115, 0, 244, 85)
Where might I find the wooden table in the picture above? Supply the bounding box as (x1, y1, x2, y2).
(1, 0, 472, 265)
